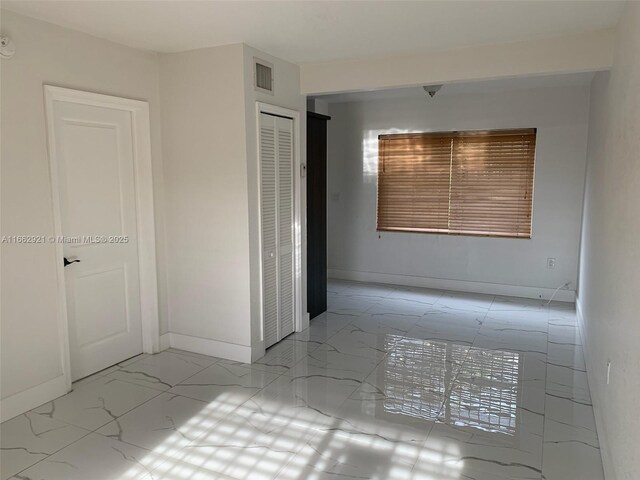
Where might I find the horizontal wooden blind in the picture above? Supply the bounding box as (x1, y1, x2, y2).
(377, 129, 536, 238)
(378, 134, 452, 232)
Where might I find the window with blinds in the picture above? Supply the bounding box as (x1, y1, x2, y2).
(377, 129, 536, 238)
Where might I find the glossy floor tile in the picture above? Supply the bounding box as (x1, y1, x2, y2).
(1, 283, 605, 480)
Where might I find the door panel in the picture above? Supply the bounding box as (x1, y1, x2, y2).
(62, 122, 124, 237)
(72, 266, 129, 347)
(262, 257, 279, 347)
(277, 119, 294, 338)
(260, 118, 279, 347)
(278, 253, 294, 337)
(50, 100, 143, 381)
(259, 113, 295, 348)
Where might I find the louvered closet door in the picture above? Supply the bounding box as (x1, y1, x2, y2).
(277, 117, 295, 339)
(260, 113, 295, 348)
(260, 114, 278, 347)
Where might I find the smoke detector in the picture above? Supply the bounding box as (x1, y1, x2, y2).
(423, 84, 443, 98)
(0, 35, 15, 59)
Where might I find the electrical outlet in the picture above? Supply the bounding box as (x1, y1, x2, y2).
(607, 361, 611, 385)
(547, 257, 556, 269)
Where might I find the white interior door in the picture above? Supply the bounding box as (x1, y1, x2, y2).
(49, 99, 143, 381)
(260, 113, 295, 348)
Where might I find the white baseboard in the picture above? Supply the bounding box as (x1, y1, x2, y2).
(328, 269, 575, 302)
(0, 333, 250, 421)
(166, 333, 252, 363)
(0, 374, 68, 422)
(575, 298, 616, 480)
(158, 332, 171, 351)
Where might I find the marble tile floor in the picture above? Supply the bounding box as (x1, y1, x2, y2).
(1, 280, 604, 480)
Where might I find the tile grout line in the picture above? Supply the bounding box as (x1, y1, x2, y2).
(265, 288, 395, 478)
(16, 350, 292, 479)
(9, 350, 227, 479)
(539, 300, 552, 480)
(409, 294, 496, 475)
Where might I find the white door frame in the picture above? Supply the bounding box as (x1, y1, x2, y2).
(44, 85, 160, 391)
(256, 102, 306, 346)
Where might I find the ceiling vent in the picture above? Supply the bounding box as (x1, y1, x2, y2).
(254, 59, 274, 94)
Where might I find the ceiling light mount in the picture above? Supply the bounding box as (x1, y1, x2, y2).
(423, 84, 443, 98)
(0, 34, 15, 59)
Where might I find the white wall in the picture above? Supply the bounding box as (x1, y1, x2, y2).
(159, 44, 254, 359)
(327, 86, 590, 298)
(159, 44, 305, 362)
(577, 3, 640, 478)
(0, 10, 168, 417)
(241, 45, 306, 360)
(301, 29, 614, 95)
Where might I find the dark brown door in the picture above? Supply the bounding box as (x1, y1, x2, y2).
(307, 111, 330, 319)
